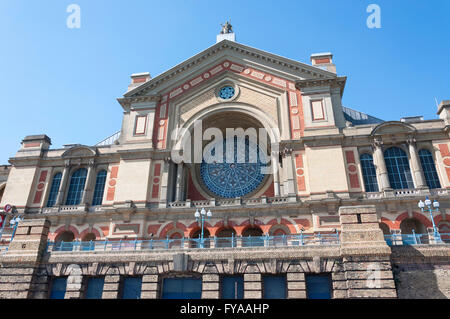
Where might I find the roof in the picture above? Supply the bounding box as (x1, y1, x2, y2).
(124, 39, 337, 98)
(342, 106, 384, 125)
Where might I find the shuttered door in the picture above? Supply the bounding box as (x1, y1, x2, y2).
(161, 278, 202, 299)
(121, 277, 142, 299)
(263, 276, 287, 299)
(50, 277, 67, 299)
(305, 274, 332, 299)
(222, 276, 244, 299)
(85, 277, 105, 299)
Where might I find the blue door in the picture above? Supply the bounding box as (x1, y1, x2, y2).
(306, 274, 332, 299)
(50, 277, 67, 299)
(263, 276, 286, 299)
(162, 278, 202, 299)
(85, 277, 104, 299)
(121, 277, 142, 299)
(222, 276, 244, 299)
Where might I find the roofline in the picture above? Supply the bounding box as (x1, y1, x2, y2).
(124, 40, 337, 97)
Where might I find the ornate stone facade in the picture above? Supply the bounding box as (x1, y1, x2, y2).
(0, 37, 449, 299)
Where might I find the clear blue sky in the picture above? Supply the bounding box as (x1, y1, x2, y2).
(1, 0, 449, 164)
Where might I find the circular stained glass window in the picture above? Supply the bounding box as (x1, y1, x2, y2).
(218, 86, 235, 100)
(200, 137, 267, 198)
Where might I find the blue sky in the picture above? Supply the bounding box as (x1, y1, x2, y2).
(0, 0, 449, 164)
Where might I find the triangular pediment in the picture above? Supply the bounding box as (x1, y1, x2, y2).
(124, 40, 337, 99)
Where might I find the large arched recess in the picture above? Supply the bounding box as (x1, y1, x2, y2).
(172, 102, 281, 199)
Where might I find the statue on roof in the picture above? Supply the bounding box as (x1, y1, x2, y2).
(220, 21, 233, 34)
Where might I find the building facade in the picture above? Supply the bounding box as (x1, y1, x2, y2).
(0, 30, 449, 299)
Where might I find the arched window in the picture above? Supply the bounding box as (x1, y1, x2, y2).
(216, 228, 236, 248)
(190, 229, 210, 248)
(384, 147, 414, 189)
(242, 226, 264, 247)
(360, 153, 379, 192)
(65, 168, 87, 205)
(92, 170, 107, 206)
(418, 149, 441, 189)
(47, 172, 62, 207)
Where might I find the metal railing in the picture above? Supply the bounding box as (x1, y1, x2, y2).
(384, 232, 450, 246)
(46, 232, 341, 252)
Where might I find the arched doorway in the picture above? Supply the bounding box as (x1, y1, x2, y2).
(81, 232, 97, 251)
(242, 226, 264, 247)
(216, 228, 236, 248)
(55, 231, 75, 251)
(169, 232, 184, 249)
(400, 218, 427, 244)
(270, 226, 289, 246)
(190, 228, 211, 248)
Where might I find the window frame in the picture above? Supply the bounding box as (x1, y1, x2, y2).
(359, 152, 379, 192)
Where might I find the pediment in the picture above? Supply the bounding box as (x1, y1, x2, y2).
(61, 145, 97, 158)
(124, 40, 337, 99)
(370, 121, 416, 136)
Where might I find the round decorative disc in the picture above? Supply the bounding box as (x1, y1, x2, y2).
(200, 137, 267, 198)
(218, 86, 235, 100)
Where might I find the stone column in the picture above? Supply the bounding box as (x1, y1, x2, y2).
(282, 154, 296, 195)
(102, 271, 121, 299)
(286, 270, 306, 299)
(82, 161, 96, 205)
(272, 152, 280, 196)
(158, 160, 171, 208)
(141, 274, 159, 299)
(202, 274, 220, 299)
(175, 162, 184, 201)
(339, 205, 397, 298)
(244, 266, 262, 299)
(65, 264, 84, 299)
(372, 139, 391, 191)
(55, 161, 70, 206)
(407, 137, 427, 189)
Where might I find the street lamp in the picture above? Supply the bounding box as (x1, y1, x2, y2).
(418, 196, 442, 243)
(9, 215, 24, 241)
(195, 207, 212, 248)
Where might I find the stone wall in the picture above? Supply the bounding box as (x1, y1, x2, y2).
(0, 206, 448, 299)
(391, 245, 450, 299)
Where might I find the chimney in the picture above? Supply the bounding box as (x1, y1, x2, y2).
(310, 52, 336, 74)
(127, 72, 151, 92)
(21, 135, 51, 151)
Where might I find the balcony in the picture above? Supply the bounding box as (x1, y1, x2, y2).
(384, 233, 450, 246)
(46, 233, 341, 253)
(366, 188, 450, 200)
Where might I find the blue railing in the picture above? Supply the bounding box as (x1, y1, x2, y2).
(384, 233, 450, 246)
(46, 232, 341, 252)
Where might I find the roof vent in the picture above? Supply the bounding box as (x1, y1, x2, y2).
(400, 116, 424, 123)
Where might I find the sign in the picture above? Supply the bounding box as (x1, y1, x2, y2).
(3, 204, 12, 213)
(0, 214, 4, 228)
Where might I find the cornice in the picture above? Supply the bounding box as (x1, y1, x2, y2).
(295, 76, 347, 96)
(117, 95, 161, 109)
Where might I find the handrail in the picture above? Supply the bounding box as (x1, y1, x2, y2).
(384, 233, 450, 246)
(46, 233, 341, 253)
